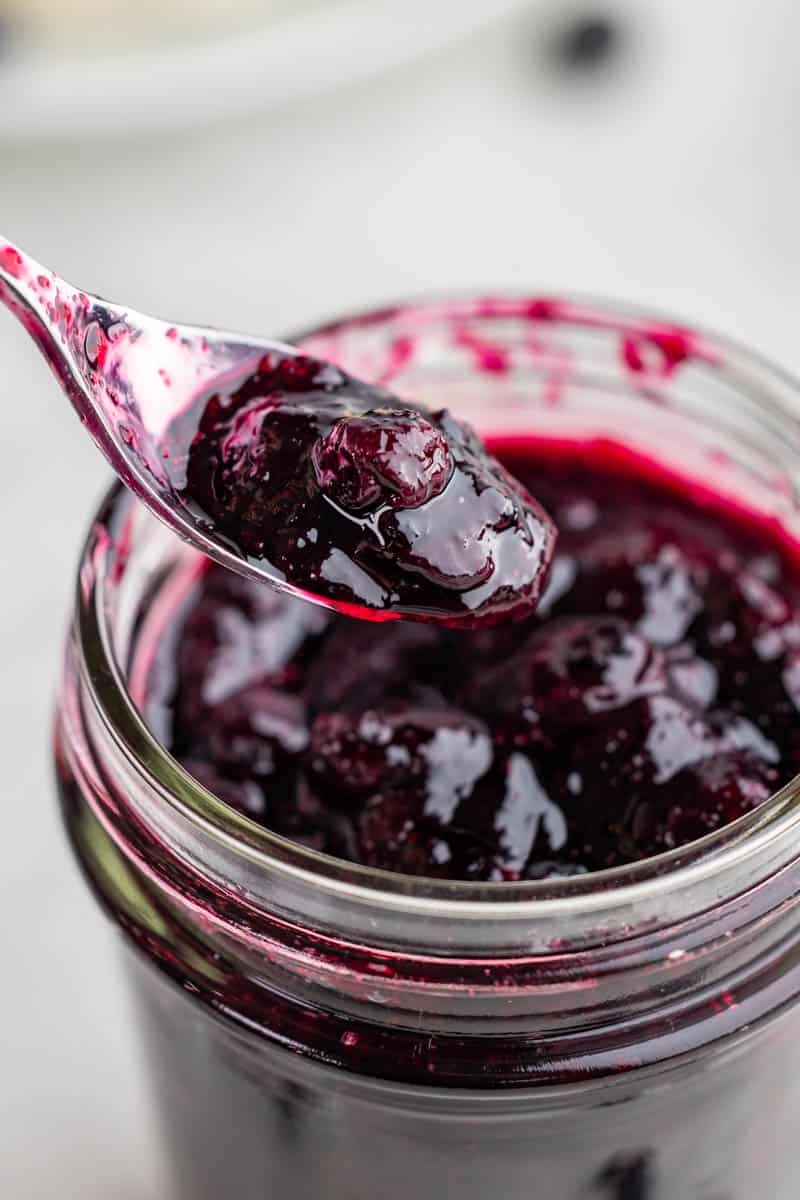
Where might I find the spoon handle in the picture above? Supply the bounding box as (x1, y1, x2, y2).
(0, 238, 54, 312)
(0, 236, 97, 416)
(0, 234, 163, 505)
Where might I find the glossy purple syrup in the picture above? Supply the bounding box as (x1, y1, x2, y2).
(163, 353, 556, 628)
(143, 436, 800, 882)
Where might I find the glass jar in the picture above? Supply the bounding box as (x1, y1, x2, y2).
(54, 297, 800, 1200)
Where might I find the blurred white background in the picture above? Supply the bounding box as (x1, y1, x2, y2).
(1, 1, 799, 1195)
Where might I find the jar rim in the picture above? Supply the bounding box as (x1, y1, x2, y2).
(75, 291, 800, 928)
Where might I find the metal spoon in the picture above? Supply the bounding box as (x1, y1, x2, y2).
(0, 236, 555, 627)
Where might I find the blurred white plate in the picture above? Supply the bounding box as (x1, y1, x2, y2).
(0, 0, 534, 142)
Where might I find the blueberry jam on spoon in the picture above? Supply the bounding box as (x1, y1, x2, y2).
(166, 352, 556, 627)
(0, 238, 555, 628)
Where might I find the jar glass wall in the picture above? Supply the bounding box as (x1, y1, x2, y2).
(54, 297, 800, 1199)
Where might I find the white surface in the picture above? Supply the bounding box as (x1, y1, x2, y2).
(0, 0, 534, 141)
(2, 2, 800, 1196)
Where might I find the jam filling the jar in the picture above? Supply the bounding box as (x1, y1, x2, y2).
(142, 435, 800, 882)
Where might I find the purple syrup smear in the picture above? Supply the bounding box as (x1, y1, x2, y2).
(162, 353, 556, 628)
(143, 437, 800, 882)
